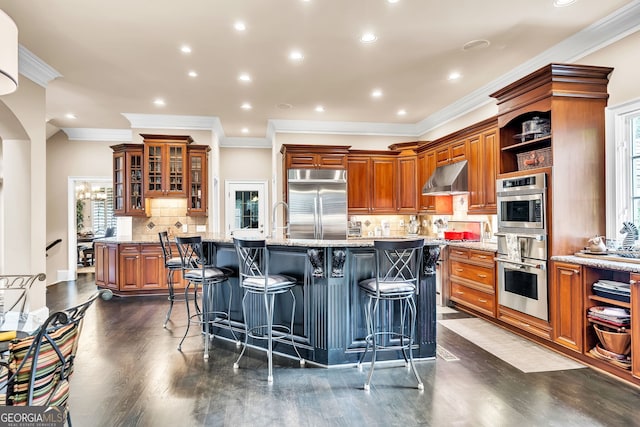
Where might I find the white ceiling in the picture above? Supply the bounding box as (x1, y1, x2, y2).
(0, 0, 638, 144)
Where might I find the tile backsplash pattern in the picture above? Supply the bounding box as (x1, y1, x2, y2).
(132, 198, 207, 237)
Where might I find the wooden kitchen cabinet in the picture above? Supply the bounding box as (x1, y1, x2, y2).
(142, 134, 192, 198)
(119, 244, 142, 290)
(395, 155, 418, 213)
(95, 242, 118, 290)
(111, 144, 145, 216)
(448, 247, 496, 318)
(347, 152, 398, 214)
(467, 125, 498, 214)
(417, 149, 453, 214)
(281, 144, 349, 170)
(631, 273, 640, 379)
(550, 261, 583, 353)
(187, 145, 209, 216)
(139, 244, 165, 290)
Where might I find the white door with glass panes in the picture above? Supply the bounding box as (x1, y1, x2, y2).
(225, 181, 268, 238)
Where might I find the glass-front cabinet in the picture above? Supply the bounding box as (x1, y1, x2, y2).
(187, 145, 209, 216)
(141, 134, 192, 198)
(111, 144, 145, 216)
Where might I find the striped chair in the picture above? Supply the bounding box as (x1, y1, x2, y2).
(0, 289, 112, 426)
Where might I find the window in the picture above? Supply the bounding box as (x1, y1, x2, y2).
(90, 187, 117, 235)
(606, 99, 640, 239)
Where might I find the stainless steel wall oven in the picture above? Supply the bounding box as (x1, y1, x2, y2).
(496, 173, 546, 234)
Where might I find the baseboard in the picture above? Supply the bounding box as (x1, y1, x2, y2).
(56, 269, 75, 282)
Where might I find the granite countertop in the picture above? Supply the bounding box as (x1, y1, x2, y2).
(447, 240, 498, 252)
(96, 234, 448, 248)
(551, 254, 640, 273)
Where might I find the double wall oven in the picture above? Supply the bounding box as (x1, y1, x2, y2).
(495, 173, 549, 321)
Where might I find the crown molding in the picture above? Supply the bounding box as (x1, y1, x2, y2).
(268, 119, 418, 136)
(122, 113, 219, 131)
(18, 45, 62, 87)
(220, 137, 271, 148)
(415, 0, 640, 136)
(61, 128, 132, 142)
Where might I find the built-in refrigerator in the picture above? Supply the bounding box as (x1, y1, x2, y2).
(287, 169, 348, 240)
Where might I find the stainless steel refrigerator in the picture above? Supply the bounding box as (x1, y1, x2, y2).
(287, 169, 348, 240)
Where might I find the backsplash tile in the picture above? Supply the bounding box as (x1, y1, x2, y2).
(131, 198, 207, 237)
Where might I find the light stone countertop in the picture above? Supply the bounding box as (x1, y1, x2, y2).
(551, 254, 640, 273)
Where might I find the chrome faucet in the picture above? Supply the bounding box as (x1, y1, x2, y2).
(271, 201, 290, 238)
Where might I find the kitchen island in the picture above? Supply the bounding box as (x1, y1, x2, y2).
(94, 235, 440, 366)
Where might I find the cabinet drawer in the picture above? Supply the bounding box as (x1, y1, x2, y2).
(450, 260, 494, 289)
(450, 282, 495, 316)
(449, 247, 469, 260)
(469, 250, 494, 266)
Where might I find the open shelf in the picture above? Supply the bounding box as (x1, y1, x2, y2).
(588, 294, 631, 309)
(501, 134, 551, 152)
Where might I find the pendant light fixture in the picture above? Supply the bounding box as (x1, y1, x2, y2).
(0, 9, 18, 95)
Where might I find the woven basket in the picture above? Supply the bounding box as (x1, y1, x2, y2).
(516, 147, 552, 171)
(594, 324, 631, 355)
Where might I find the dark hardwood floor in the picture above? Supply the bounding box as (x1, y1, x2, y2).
(47, 275, 640, 427)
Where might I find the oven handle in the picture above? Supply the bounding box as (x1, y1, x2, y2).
(494, 257, 546, 270)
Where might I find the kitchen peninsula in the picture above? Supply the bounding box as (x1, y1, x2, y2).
(94, 235, 441, 366)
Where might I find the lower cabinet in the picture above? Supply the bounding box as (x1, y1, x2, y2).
(550, 261, 583, 352)
(96, 242, 185, 295)
(448, 247, 496, 318)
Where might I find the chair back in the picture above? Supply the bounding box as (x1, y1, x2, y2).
(0, 274, 46, 325)
(233, 238, 268, 285)
(104, 227, 115, 238)
(175, 236, 206, 270)
(1, 289, 112, 411)
(372, 239, 424, 296)
(158, 231, 174, 266)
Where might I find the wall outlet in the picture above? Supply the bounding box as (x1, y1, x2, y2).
(196, 225, 206, 232)
(182, 224, 188, 233)
(399, 220, 405, 228)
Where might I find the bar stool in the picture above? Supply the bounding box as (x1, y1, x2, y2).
(357, 238, 424, 391)
(232, 238, 304, 383)
(175, 236, 237, 359)
(159, 231, 182, 328)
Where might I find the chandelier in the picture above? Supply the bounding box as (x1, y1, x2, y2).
(76, 183, 107, 201)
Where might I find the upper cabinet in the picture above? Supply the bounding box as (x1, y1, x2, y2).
(491, 63, 613, 256)
(111, 144, 145, 217)
(347, 152, 398, 214)
(281, 144, 350, 170)
(112, 134, 209, 217)
(186, 145, 210, 217)
(141, 134, 192, 198)
(467, 123, 498, 214)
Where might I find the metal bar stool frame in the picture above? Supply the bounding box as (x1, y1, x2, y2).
(232, 238, 304, 383)
(357, 239, 424, 391)
(175, 236, 237, 360)
(158, 231, 183, 328)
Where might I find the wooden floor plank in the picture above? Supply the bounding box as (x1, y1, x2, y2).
(46, 275, 640, 427)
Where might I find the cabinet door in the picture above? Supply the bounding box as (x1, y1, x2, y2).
(550, 261, 583, 353)
(287, 153, 316, 169)
(113, 152, 125, 215)
(316, 153, 347, 169)
(140, 244, 165, 290)
(450, 140, 467, 162)
(482, 128, 498, 212)
(467, 134, 483, 211)
(631, 273, 640, 378)
(96, 243, 118, 290)
(467, 127, 498, 214)
(347, 156, 371, 214)
(119, 245, 141, 290)
(435, 146, 451, 166)
(144, 142, 188, 197)
(125, 149, 145, 215)
(187, 146, 208, 216)
(396, 156, 417, 213)
(370, 156, 396, 213)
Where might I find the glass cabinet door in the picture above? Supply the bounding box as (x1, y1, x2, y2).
(113, 152, 125, 214)
(187, 146, 209, 216)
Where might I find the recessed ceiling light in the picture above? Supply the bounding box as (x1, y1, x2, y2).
(180, 45, 191, 54)
(360, 32, 377, 43)
(238, 73, 251, 82)
(154, 98, 166, 106)
(289, 50, 304, 61)
(241, 102, 252, 110)
(188, 70, 198, 78)
(234, 21, 246, 31)
(553, 0, 577, 7)
(241, 127, 249, 134)
(315, 105, 325, 112)
(448, 71, 462, 80)
(276, 103, 293, 110)
(371, 89, 383, 98)
(65, 113, 76, 119)
(387, 0, 400, 3)
(397, 109, 407, 116)
(463, 39, 490, 51)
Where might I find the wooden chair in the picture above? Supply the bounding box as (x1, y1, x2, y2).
(0, 289, 112, 426)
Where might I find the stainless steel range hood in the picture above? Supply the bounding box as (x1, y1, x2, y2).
(422, 160, 468, 195)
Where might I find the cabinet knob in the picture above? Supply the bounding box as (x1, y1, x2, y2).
(631, 279, 637, 285)
(478, 298, 488, 303)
